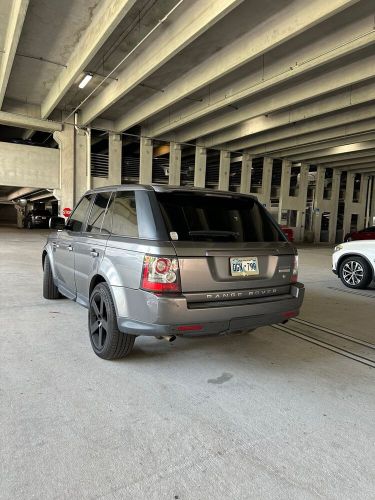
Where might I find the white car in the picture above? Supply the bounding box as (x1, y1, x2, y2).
(333, 241, 375, 289)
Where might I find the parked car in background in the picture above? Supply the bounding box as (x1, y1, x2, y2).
(332, 241, 375, 289)
(280, 225, 294, 242)
(42, 185, 304, 360)
(344, 226, 375, 242)
(25, 209, 51, 229)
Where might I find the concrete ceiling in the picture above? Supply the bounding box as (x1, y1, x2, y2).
(0, 0, 374, 174)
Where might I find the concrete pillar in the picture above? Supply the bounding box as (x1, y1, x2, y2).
(343, 172, 355, 236)
(218, 150, 230, 191)
(328, 170, 341, 244)
(169, 142, 182, 186)
(296, 163, 309, 241)
(53, 125, 75, 214)
(259, 156, 273, 209)
(370, 176, 375, 225)
(194, 146, 207, 188)
(240, 152, 252, 194)
(139, 136, 153, 184)
(278, 159, 292, 223)
(313, 167, 325, 243)
(75, 128, 89, 202)
(108, 133, 122, 185)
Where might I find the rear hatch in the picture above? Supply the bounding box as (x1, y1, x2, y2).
(155, 190, 296, 299)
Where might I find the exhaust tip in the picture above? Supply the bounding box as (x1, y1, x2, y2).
(157, 335, 176, 342)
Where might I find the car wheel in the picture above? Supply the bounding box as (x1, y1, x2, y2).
(43, 256, 61, 299)
(89, 282, 135, 360)
(339, 256, 372, 289)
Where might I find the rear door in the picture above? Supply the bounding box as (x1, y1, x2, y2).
(155, 191, 295, 294)
(74, 191, 113, 305)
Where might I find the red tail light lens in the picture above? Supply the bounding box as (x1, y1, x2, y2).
(291, 255, 299, 283)
(141, 255, 181, 293)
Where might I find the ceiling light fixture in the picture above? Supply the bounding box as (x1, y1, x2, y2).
(78, 73, 93, 89)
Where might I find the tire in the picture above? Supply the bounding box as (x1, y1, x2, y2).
(43, 256, 61, 299)
(339, 256, 372, 289)
(88, 282, 135, 360)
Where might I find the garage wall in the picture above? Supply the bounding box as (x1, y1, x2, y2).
(0, 142, 59, 189)
(0, 203, 16, 224)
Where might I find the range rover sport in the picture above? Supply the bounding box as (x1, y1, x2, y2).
(42, 185, 304, 360)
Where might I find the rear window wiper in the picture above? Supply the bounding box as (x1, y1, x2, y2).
(188, 230, 239, 238)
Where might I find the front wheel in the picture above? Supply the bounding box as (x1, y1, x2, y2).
(339, 256, 372, 289)
(43, 256, 61, 299)
(89, 282, 135, 360)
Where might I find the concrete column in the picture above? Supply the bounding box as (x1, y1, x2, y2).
(75, 128, 89, 202)
(108, 133, 122, 185)
(328, 170, 341, 244)
(278, 159, 291, 223)
(194, 146, 207, 188)
(139, 136, 153, 184)
(53, 125, 75, 215)
(343, 172, 355, 236)
(313, 167, 325, 243)
(295, 163, 309, 241)
(169, 142, 182, 186)
(240, 152, 252, 194)
(370, 176, 375, 226)
(218, 150, 230, 191)
(259, 156, 273, 209)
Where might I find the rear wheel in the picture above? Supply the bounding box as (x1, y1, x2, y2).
(339, 256, 372, 289)
(43, 256, 61, 299)
(89, 282, 135, 360)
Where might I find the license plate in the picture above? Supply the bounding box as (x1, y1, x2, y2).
(230, 257, 259, 276)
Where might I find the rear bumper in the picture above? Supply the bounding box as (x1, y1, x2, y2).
(113, 283, 305, 336)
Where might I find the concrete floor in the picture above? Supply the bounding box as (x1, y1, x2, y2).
(1, 226, 375, 500)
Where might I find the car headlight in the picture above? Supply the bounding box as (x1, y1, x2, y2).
(334, 244, 344, 252)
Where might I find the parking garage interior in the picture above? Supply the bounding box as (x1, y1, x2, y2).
(1, 1, 375, 498)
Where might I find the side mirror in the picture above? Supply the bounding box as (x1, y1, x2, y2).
(49, 216, 66, 230)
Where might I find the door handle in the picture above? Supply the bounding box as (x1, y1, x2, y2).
(90, 249, 99, 258)
(68, 245, 73, 252)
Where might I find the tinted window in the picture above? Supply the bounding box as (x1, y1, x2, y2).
(111, 191, 138, 237)
(68, 195, 92, 232)
(157, 192, 284, 242)
(86, 192, 112, 233)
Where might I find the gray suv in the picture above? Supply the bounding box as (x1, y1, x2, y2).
(43, 185, 304, 360)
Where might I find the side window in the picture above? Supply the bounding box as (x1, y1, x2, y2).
(86, 192, 111, 233)
(68, 195, 92, 232)
(111, 191, 138, 237)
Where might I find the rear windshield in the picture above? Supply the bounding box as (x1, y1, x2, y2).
(157, 192, 285, 242)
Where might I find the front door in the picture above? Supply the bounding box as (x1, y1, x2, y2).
(53, 195, 93, 299)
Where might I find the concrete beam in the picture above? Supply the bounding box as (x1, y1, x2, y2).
(6, 187, 38, 201)
(80, 0, 243, 126)
(340, 166, 375, 173)
(173, 53, 375, 143)
(229, 118, 375, 155)
(0, 141, 59, 189)
(40, 0, 136, 118)
(201, 81, 375, 147)
(272, 135, 375, 161)
(0, 110, 62, 132)
(321, 157, 375, 168)
(220, 103, 375, 151)
(115, 0, 358, 133)
(310, 150, 375, 165)
(0, 0, 29, 108)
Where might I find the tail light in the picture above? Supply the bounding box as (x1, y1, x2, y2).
(291, 255, 298, 283)
(141, 255, 181, 293)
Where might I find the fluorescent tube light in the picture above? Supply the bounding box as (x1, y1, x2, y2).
(78, 73, 93, 89)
